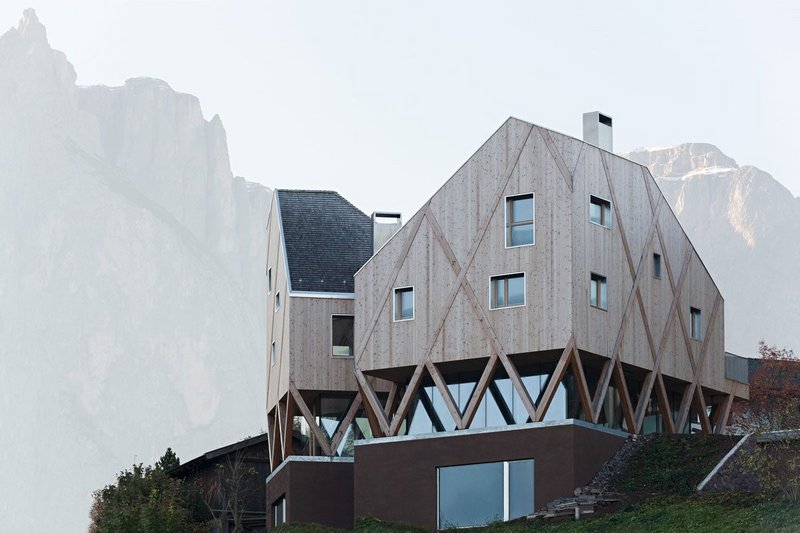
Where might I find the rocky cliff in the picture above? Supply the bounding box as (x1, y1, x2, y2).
(0, 10, 270, 531)
(627, 143, 800, 357)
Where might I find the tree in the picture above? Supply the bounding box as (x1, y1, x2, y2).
(200, 448, 260, 533)
(730, 342, 800, 498)
(155, 447, 181, 473)
(89, 449, 207, 533)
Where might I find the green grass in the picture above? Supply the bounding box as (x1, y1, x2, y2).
(611, 434, 738, 495)
(274, 497, 800, 533)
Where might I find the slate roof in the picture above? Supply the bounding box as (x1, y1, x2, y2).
(277, 190, 373, 293)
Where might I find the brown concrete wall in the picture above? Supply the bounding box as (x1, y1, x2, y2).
(353, 423, 625, 530)
(266, 460, 354, 530)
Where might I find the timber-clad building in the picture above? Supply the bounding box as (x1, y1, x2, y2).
(263, 114, 750, 530)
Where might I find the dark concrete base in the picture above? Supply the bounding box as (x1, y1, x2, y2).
(265, 457, 354, 530)
(353, 420, 626, 530)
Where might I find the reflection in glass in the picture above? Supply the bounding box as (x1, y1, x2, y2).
(509, 460, 534, 520)
(438, 462, 503, 528)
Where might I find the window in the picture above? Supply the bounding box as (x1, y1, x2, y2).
(590, 273, 608, 310)
(270, 342, 276, 367)
(505, 193, 534, 247)
(275, 291, 281, 311)
(267, 267, 272, 293)
(589, 195, 612, 228)
(331, 315, 354, 357)
(393, 287, 414, 321)
(653, 253, 662, 279)
(490, 273, 525, 309)
(272, 496, 286, 527)
(438, 459, 534, 528)
(690, 308, 702, 341)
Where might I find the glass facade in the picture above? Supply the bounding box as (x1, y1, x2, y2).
(438, 459, 534, 528)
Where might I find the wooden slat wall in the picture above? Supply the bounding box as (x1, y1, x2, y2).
(266, 197, 292, 412)
(353, 117, 732, 398)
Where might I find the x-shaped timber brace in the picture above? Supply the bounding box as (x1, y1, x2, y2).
(348, 131, 737, 440)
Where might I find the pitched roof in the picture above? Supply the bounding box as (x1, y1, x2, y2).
(277, 190, 372, 293)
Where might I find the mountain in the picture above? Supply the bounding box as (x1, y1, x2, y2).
(627, 143, 800, 357)
(0, 10, 270, 531)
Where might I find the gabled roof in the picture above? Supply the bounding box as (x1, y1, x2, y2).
(169, 433, 268, 476)
(277, 189, 372, 293)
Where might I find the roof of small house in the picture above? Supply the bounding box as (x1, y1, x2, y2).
(277, 189, 373, 293)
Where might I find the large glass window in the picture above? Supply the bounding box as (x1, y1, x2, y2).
(393, 287, 414, 321)
(589, 195, 612, 228)
(690, 307, 702, 341)
(331, 315, 354, 357)
(590, 273, 608, 310)
(438, 459, 534, 528)
(490, 273, 525, 309)
(505, 194, 534, 247)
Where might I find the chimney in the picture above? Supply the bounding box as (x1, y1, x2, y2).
(583, 111, 613, 152)
(372, 212, 402, 253)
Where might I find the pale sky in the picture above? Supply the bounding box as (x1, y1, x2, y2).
(3, 1, 799, 220)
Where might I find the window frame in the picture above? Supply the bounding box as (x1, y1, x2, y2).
(653, 253, 662, 279)
(590, 272, 608, 311)
(393, 286, 415, 322)
(330, 314, 355, 358)
(504, 193, 535, 249)
(589, 194, 613, 229)
(274, 291, 281, 312)
(489, 272, 527, 310)
(272, 495, 286, 527)
(690, 307, 702, 341)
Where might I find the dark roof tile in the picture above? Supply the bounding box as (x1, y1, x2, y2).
(277, 190, 372, 293)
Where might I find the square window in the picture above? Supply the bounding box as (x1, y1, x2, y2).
(271, 342, 276, 367)
(589, 195, 612, 228)
(394, 287, 414, 321)
(690, 308, 702, 341)
(331, 315, 354, 357)
(505, 194, 534, 247)
(653, 253, 662, 279)
(590, 273, 608, 310)
(490, 273, 525, 309)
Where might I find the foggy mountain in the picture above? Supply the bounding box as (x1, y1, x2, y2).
(627, 143, 800, 357)
(0, 10, 269, 531)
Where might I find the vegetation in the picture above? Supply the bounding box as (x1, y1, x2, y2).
(89, 449, 207, 533)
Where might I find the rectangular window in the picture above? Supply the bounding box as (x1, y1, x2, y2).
(273, 496, 286, 527)
(267, 267, 272, 293)
(589, 195, 612, 228)
(690, 308, 702, 341)
(490, 273, 525, 309)
(653, 253, 662, 279)
(271, 342, 276, 367)
(505, 193, 534, 247)
(275, 291, 281, 311)
(393, 287, 414, 321)
(590, 273, 608, 310)
(438, 459, 534, 528)
(331, 315, 354, 357)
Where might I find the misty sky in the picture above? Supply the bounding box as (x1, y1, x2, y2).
(3, 1, 798, 220)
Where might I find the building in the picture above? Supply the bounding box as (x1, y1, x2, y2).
(263, 114, 750, 529)
(171, 434, 270, 533)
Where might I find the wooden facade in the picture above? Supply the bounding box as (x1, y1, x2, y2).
(266, 118, 749, 468)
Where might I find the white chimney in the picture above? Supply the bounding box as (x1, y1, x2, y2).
(583, 111, 613, 152)
(372, 212, 402, 253)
